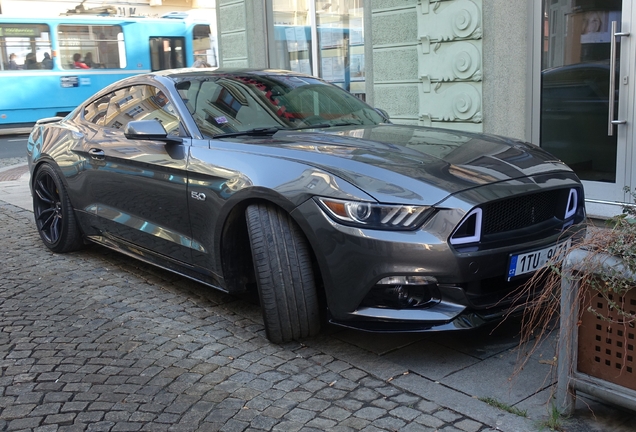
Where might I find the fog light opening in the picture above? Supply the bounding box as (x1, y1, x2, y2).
(377, 275, 438, 285)
(361, 276, 440, 309)
(389, 285, 432, 307)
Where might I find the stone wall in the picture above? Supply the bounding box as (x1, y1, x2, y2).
(371, 0, 528, 140)
(217, 0, 268, 69)
(217, 0, 249, 68)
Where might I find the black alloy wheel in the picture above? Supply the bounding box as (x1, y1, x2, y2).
(32, 164, 83, 253)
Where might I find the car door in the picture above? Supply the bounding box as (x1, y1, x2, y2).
(80, 84, 193, 263)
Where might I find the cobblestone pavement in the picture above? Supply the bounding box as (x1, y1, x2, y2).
(0, 201, 502, 432)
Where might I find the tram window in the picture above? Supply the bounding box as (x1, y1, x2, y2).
(58, 25, 125, 69)
(149, 37, 185, 71)
(0, 23, 52, 71)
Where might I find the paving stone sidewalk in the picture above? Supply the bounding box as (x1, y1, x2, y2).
(0, 158, 27, 170)
(0, 201, 498, 432)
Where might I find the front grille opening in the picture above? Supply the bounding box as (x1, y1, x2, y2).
(482, 190, 564, 235)
(450, 187, 583, 249)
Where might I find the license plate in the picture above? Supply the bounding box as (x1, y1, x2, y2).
(507, 239, 572, 280)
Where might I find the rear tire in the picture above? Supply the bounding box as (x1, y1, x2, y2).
(245, 203, 321, 343)
(32, 164, 83, 253)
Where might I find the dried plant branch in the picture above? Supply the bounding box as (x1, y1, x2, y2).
(509, 188, 636, 379)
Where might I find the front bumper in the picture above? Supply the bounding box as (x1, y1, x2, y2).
(292, 198, 585, 332)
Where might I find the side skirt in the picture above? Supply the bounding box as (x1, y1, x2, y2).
(85, 234, 228, 293)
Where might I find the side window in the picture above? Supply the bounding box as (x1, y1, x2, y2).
(180, 79, 283, 137)
(102, 85, 181, 135)
(149, 37, 185, 71)
(0, 23, 53, 70)
(83, 92, 115, 125)
(58, 25, 125, 69)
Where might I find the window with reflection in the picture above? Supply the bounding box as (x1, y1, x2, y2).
(316, 0, 364, 97)
(540, 0, 621, 183)
(269, 0, 365, 99)
(84, 93, 113, 125)
(97, 86, 180, 135)
(177, 74, 383, 138)
(271, 0, 313, 75)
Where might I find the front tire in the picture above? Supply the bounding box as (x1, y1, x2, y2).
(246, 203, 321, 343)
(32, 164, 83, 253)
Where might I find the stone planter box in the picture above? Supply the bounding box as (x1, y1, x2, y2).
(557, 248, 636, 414)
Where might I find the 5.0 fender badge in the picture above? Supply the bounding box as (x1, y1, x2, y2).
(191, 191, 206, 201)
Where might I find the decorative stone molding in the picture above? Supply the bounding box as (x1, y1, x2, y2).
(417, 0, 483, 131)
(419, 40, 481, 91)
(417, 0, 482, 42)
(419, 82, 482, 124)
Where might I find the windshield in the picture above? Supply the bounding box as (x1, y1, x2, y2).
(176, 74, 385, 138)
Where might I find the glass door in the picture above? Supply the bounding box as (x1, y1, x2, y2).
(316, 1, 365, 99)
(270, 0, 314, 76)
(540, 0, 635, 216)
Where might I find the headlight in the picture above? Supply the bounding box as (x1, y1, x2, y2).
(316, 197, 433, 230)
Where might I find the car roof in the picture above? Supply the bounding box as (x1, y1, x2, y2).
(86, 68, 305, 99)
(154, 68, 314, 80)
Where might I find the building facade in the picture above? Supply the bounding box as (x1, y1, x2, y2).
(215, 0, 635, 219)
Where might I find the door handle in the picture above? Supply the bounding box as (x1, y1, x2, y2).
(88, 148, 105, 160)
(608, 20, 630, 136)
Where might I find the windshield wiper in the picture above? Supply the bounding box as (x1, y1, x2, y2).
(291, 123, 332, 130)
(330, 120, 364, 126)
(212, 123, 335, 139)
(210, 121, 368, 139)
(212, 127, 283, 139)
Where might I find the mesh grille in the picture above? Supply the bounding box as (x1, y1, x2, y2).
(481, 190, 563, 235)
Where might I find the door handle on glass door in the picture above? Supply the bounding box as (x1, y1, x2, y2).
(608, 21, 630, 136)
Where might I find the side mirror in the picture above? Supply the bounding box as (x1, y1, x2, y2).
(36, 116, 65, 125)
(374, 108, 391, 123)
(124, 120, 182, 143)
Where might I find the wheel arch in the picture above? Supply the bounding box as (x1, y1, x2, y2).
(219, 196, 326, 301)
(30, 158, 77, 206)
(30, 161, 85, 253)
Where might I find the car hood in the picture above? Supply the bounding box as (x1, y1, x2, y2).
(251, 124, 573, 205)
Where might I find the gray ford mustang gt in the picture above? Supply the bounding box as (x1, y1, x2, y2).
(27, 69, 586, 343)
